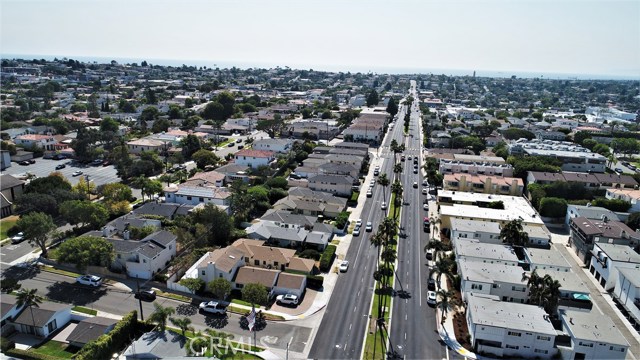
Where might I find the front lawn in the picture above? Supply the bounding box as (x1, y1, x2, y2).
(32, 340, 79, 359)
(0, 217, 18, 240)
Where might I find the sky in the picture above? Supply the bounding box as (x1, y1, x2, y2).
(1, 0, 639, 78)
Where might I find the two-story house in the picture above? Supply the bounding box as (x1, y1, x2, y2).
(307, 174, 354, 197)
(454, 238, 520, 266)
(164, 180, 231, 212)
(14, 134, 57, 150)
(127, 138, 166, 154)
(558, 309, 629, 360)
(0, 174, 25, 218)
(109, 230, 177, 279)
(234, 149, 275, 168)
(252, 138, 293, 154)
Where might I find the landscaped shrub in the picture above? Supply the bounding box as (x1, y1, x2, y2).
(75, 310, 138, 360)
(334, 211, 351, 229)
(5, 349, 59, 360)
(539, 197, 568, 218)
(319, 245, 336, 272)
(306, 275, 324, 290)
(1, 337, 15, 352)
(298, 249, 321, 260)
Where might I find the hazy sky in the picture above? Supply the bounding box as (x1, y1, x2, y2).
(2, 0, 639, 77)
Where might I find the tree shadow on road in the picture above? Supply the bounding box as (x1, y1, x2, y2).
(46, 282, 107, 305)
(176, 304, 197, 316)
(2, 263, 41, 281)
(204, 314, 228, 329)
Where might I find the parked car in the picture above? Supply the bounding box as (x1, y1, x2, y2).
(76, 275, 102, 287)
(11, 232, 24, 244)
(366, 189, 373, 197)
(236, 138, 243, 143)
(72, 170, 83, 177)
(422, 188, 428, 195)
(276, 294, 299, 305)
(413, 168, 418, 174)
(18, 160, 30, 166)
(413, 182, 418, 188)
(615, 168, 623, 174)
(427, 291, 437, 306)
(134, 290, 156, 302)
(423, 203, 429, 211)
(339, 260, 349, 272)
(427, 278, 436, 291)
(355, 219, 363, 227)
(91, 159, 103, 166)
(102, 160, 112, 166)
(238, 145, 244, 149)
(55, 164, 66, 170)
(381, 202, 387, 210)
(353, 227, 361, 236)
(426, 250, 434, 261)
(422, 179, 429, 187)
(227, 142, 234, 147)
(199, 301, 227, 314)
(28, 159, 36, 164)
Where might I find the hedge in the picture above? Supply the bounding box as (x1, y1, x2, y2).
(1, 336, 15, 352)
(319, 245, 336, 272)
(75, 310, 138, 360)
(306, 275, 324, 290)
(4, 349, 60, 360)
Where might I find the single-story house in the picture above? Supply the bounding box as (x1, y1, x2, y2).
(66, 316, 118, 347)
(12, 301, 71, 338)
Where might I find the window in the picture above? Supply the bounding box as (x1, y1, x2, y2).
(143, 259, 147, 263)
(492, 284, 498, 288)
(187, 196, 192, 201)
(610, 346, 625, 352)
(199, 197, 204, 202)
(47, 319, 57, 333)
(274, 262, 279, 266)
(534, 349, 548, 354)
(508, 331, 521, 337)
(201, 270, 205, 276)
(471, 284, 483, 290)
(254, 260, 260, 266)
(537, 335, 551, 341)
(579, 341, 593, 348)
(219, 274, 223, 278)
(505, 344, 519, 349)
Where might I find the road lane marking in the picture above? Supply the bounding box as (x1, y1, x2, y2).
(353, 306, 357, 313)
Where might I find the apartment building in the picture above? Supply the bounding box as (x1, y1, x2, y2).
(569, 217, 640, 263)
(443, 173, 523, 196)
(558, 309, 629, 360)
(509, 139, 606, 173)
(439, 154, 514, 177)
(589, 243, 640, 290)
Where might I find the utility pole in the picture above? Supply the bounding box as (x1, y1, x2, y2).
(84, 175, 90, 200)
(136, 276, 144, 321)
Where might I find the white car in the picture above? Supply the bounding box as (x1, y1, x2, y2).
(199, 301, 227, 314)
(422, 179, 429, 187)
(370, 180, 375, 187)
(72, 170, 83, 177)
(276, 294, 299, 305)
(413, 182, 418, 188)
(423, 203, 429, 211)
(366, 222, 373, 232)
(427, 291, 437, 306)
(76, 275, 102, 287)
(355, 219, 363, 228)
(339, 260, 349, 272)
(381, 202, 387, 210)
(11, 232, 24, 244)
(353, 227, 361, 236)
(422, 188, 428, 195)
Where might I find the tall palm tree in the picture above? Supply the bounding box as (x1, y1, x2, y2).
(393, 163, 403, 181)
(524, 270, 544, 305)
(149, 303, 176, 332)
(377, 173, 390, 203)
(16, 288, 43, 336)
(169, 316, 193, 338)
(541, 275, 562, 316)
(436, 289, 457, 324)
(431, 257, 455, 290)
(381, 248, 397, 264)
(424, 239, 451, 262)
(500, 217, 529, 247)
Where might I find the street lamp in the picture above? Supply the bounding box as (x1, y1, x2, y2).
(84, 175, 90, 200)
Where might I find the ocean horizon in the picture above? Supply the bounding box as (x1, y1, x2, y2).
(3, 53, 639, 81)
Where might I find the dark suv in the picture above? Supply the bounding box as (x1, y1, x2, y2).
(134, 290, 156, 302)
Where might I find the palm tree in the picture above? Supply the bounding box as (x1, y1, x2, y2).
(436, 289, 457, 324)
(542, 276, 562, 315)
(381, 248, 397, 264)
(431, 257, 455, 290)
(149, 303, 176, 332)
(169, 316, 193, 338)
(16, 288, 43, 336)
(393, 163, 403, 181)
(500, 217, 529, 247)
(423, 239, 451, 261)
(131, 176, 149, 202)
(377, 173, 390, 203)
(524, 270, 544, 305)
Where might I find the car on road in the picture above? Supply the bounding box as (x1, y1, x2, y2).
(72, 170, 83, 177)
(615, 168, 623, 174)
(18, 160, 30, 166)
(422, 188, 428, 195)
(407, 156, 411, 161)
(369, 180, 375, 187)
(227, 142, 234, 147)
(413, 168, 418, 174)
(11, 232, 24, 244)
(381, 202, 387, 210)
(236, 138, 243, 143)
(413, 181, 418, 188)
(401, 155, 405, 161)
(276, 294, 299, 306)
(427, 291, 437, 306)
(55, 164, 66, 170)
(355, 219, 363, 227)
(366, 222, 373, 232)
(353, 227, 361, 236)
(199, 301, 227, 314)
(427, 278, 436, 291)
(339, 260, 349, 272)
(76, 275, 102, 287)
(423, 203, 429, 211)
(134, 290, 156, 302)
(28, 159, 36, 164)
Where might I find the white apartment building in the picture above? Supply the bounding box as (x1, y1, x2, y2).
(589, 243, 640, 291)
(454, 238, 520, 266)
(508, 139, 606, 173)
(466, 294, 557, 359)
(458, 258, 529, 303)
(450, 219, 501, 244)
(558, 309, 629, 360)
(524, 248, 572, 272)
(612, 267, 640, 330)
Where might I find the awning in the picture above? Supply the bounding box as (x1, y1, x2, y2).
(572, 293, 590, 301)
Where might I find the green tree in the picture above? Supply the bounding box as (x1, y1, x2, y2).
(146, 88, 157, 104)
(539, 197, 568, 218)
(192, 149, 218, 169)
(143, 180, 164, 200)
(140, 106, 160, 121)
(216, 91, 236, 119)
(202, 101, 225, 120)
(148, 303, 175, 332)
(366, 90, 379, 106)
(151, 118, 171, 133)
(16, 212, 56, 257)
(208, 278, 232, 300)
(16, 289, 43, 334)
(60, 200, 109, 230)
(386, 97, 398, 117)
(181, 134, 202, 159)
(377, 173, 390, 202)
(591, 198, 631, 212)
(190, 203, 234, 246)
(169, 317, 193, 338)
(431, 257, 455, 290)
(592, 143, 611, 156)
(626, 212, 640, 231)
(100, 117, 119, 133)
(178, 278, 205, 294)
(582, 139, 597, 151)
(241, 283, 269, 306)
(435, 289, 457, 324)
(100, 183, 132, 203)
(54, 236, 114, 272)
(500, 217, 529, 247)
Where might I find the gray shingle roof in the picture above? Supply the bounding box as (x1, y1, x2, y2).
(13, 301, 69, 327)
(0, 174, 25, 191)
(66, 317, 117, 345)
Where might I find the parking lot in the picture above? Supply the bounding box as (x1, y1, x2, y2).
(2, 158, 121, 186)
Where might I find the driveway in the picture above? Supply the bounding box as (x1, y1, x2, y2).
(270, 289, 317, 315)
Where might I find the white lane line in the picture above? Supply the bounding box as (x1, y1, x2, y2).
(353, 306, 357, 313)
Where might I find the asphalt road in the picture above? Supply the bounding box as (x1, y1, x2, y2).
(308, 107, 403, 359)
(0, 241, 40, 266)
(2, 158, 120, 187)
(3, 268, 313, 353)
(388, 82, 448, 360)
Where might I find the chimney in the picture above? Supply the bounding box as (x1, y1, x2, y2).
(123, 230, 130, 240)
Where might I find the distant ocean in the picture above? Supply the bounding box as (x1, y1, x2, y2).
(3, 53, 638, 81)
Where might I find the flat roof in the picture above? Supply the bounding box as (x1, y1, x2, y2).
(453, 154, 506, 164)
(560, 309, 629, 346)
(617, 267, 640, 287)
(594, 243, 640, 263)
(450, 218, 501, 234)
(468, 293, 556, 335)
(454, 238, 519, 263)
(441, 204, 544, 225)
(534, 268, 589, 294)
(458, 258, 525, 285)
(525, 247, 572, 269)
